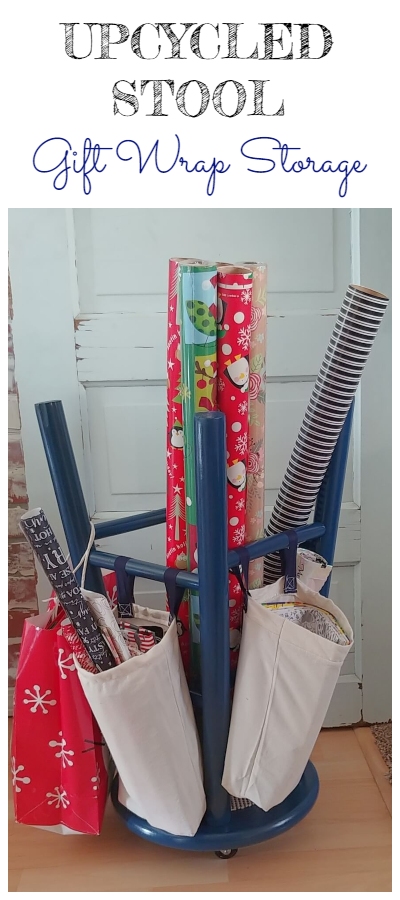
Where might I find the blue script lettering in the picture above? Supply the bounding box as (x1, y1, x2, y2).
(31, 134, 366, 199)
(116, 134, 230, 196)
(240, 136, 367, 198)
(116, 135, 181, 173)
(178, 156, 230, 196)
(32, 137, 113, 194)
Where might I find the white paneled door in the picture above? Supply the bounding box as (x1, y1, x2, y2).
(9, 208, 392, 725)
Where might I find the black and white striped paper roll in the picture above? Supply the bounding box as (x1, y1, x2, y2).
(20, 508, 115, 671)
(263, 285, 389, 584)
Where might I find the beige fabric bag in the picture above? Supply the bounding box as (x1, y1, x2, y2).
(76, 587, 206, 837)
(222, 576, 353, 811)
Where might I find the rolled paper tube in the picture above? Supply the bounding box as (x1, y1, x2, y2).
(166, 258, 205, 675)
(20, 508, 115, 671)
(263, 285, 390, 584)
(240, 262, 268, 589)
(119, 622, 156, 655)
(85, 592, 131, 664)
(59, 618, 97, 673)
(217, 265, 253, 667)
(179, 262, 219, 680)
(122, 622, 157, 653)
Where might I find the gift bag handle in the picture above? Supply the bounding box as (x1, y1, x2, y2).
(278, 530, 298, 594)
(230, 546, 251, 612)
(164, 568, 185, 621)
(75, 530, 136, 615)
(231, 529, 298, 610)
(114, 556, 135, 618)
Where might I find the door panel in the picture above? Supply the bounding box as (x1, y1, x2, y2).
(73, 207, 361, 725)
(10, 207, 391, 725)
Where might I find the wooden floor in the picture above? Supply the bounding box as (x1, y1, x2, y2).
(8, 727, 391, 892)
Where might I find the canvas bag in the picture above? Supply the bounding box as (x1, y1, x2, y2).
(222, 534, 353, 811)
(76, 562, 206, 837)
(11, 607, 110, 835)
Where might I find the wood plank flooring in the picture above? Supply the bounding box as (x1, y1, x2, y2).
(8, 726, 391, 892)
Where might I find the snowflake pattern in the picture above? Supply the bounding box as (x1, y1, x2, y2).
(46, 786, 70, 809)
(57, 648, 75, 680)
(23, 685, 57, 714)
(240, 288, 252, 304)
(235, 498, 245, 510)
(11, 757, 31, 792)
(232, 525, 246, 545)
(256, 332, 264, 343)
(237, 326, 251, 351)
(107, 583, 118, 609)
(238, 400, 248, 415)
(91, 763, 101, 792)
(49, 732, 75, 768)
(235, 433, 248, 454)
(233, 582, 242, 594)
(218, 377, 225, 392)
(180, 383, 191, 400)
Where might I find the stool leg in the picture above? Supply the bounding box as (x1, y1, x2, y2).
(35, 400, 105, 594)
(313, 401, 355, 595)
(195, 411, 231, 823)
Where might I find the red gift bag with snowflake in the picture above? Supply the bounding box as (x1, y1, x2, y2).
(11, 606, 111, 835)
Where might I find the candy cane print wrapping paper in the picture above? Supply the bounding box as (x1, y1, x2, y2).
(217, 265, 253, 667)
(166, 258, 203, 675)
(179, 263, 218, 680)
(240, 263, 268, 590)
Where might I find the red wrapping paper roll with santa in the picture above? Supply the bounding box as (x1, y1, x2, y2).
(217, 266, 253, 666)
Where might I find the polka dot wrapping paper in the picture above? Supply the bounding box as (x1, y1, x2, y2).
(240, 263, 268, 590)
(217, 266, 253, 667)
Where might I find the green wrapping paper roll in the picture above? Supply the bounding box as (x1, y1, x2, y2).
(166, 258, 204, 677)
(179, 264, 218, 680)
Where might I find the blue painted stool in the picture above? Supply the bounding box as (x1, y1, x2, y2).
(35, 400, 353, 857)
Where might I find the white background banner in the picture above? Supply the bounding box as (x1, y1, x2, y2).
(4, 1, 395, 207)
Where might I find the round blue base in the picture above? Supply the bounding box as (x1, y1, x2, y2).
(111, 761, 319, 853)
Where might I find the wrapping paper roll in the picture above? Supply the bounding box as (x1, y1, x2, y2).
(240, 262, 268, 589)
(20, 509, 115, 671)
(59, 617, 97, 673)
(263, 284, 390, 584)
(217, 265, 253, 665)
(179, 263, 218, 677)
(166, 258, 203, 674)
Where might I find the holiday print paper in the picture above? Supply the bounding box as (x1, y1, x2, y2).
(217, 266, 253, 667)
(166, 259, 203, 675)
(241, 263, 267, 589)
(20, 509, 115, 672)
(179, 263, 218, 679)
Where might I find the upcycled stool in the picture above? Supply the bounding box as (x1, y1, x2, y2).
(36, 401, 353, 856)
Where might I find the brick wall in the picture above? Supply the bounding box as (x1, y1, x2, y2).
(8, 275, 38, 704)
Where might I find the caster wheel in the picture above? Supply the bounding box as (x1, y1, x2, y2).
(215, 849, 238, 859)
